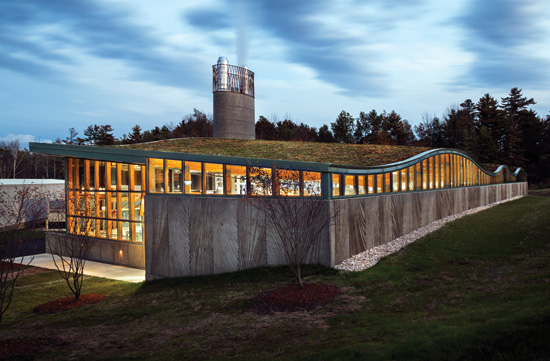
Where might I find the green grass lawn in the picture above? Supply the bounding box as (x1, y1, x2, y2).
(1, 196, 549, 360)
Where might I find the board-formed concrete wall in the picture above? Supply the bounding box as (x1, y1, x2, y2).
(144, 182, 526, 280)
(331, 182, 528, 265)
(144, 196, 331, 280)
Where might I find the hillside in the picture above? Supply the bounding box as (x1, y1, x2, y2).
(117, 138, 431, 167)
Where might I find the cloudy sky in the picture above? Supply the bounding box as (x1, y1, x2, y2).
(1, 0, 549, 148)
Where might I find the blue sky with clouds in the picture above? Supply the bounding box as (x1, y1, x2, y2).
(1, 0, 549, 148)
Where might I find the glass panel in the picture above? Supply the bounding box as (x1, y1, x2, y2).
(368, 175, 375, 194)
(133, 193, 144, 222)
(85, 160, 93, 190)
(121, 222, 131, 241)
(120, 192, 129, 220)
(185, 161, 202, 194)
(303, 171, 321, 196)
(383, 173, 391, 193)
(392, 171, 399, 192)
(204, 163, 224, 195)
(148, 158, 164, 193)
(77, 159, 85, 189)
(120, 164, 129, 191)
(415, 163, 421, 190)
(422, 160, 428, 189)
(109, 192, 118, 219)
(428, 157, 434, 189)
(332, 174, 341, 196)
(408, 166, 415, 191)
(434, 155, 440, 189)
(376, 174, 383, 193)
(249, 167, 272, 196)
(134, 165, 143, 191)
(110, 162, 117, 190)
(135, 221, 143, 242)
(166, 160, 183, 194)
(344, 175, 356, 196)
(97, 161, 106, 190)
(225, 165, 247, 195)
(401, 168, 408, 191)
(277, 169, 300, 196)
(67, 158, 74, 189)
(357, 175, 366, 195)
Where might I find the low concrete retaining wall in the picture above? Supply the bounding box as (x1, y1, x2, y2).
(330, 182, 527, 266)
(45, 233, 145, 269)
(145, 182, 527, 280)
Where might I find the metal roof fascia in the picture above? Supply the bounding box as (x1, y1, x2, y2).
(29, 143, 333, 172)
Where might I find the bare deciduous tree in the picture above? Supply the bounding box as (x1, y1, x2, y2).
(48, 195, 97, 300)
(0, 184, 48, 324)
(245, 166, 339, 288)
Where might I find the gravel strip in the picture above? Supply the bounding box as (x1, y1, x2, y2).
(334, 196, 523, 272)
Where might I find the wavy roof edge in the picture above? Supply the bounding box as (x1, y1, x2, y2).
(28, 142, 526, 178)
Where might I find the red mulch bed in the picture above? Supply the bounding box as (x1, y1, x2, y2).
(0, 337, 58, 360)
(33, 293, 108, 315)
(247, 283, 340, 314)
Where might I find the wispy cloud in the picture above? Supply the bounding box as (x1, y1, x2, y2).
(0, 0, 207, 91)
(454, 0, 550, 88)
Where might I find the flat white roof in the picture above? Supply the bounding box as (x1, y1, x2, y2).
(0, 179, 65, 185)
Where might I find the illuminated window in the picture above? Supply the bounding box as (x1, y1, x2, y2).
(392, 171, 399, 192)
(277, 169, 300, 196)
(303, 171, 321, 196)
(433, 155, 441, 189)
(332, 174, 341, 196)
(166, 160, 182, 194)
(384, 173, 391, 193)
(401, 168, 408, 191)
(185, 161, 202, 194)
(345, 175, 356, 195)
(357, 175, 366, 195)
(148, 159, 164, 193)
(416, 163, 422, 190)
(249, 167, 272, 196)
(204, 163, 224, 195)
(422, 160, 428, 189)
(368, 175, 375, 194)
(408, 166, 415, 191)
(376, 174, 383, 193)
(226, 165, 247, 195)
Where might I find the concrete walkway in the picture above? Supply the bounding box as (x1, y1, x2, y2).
(15, 253, 145, 283)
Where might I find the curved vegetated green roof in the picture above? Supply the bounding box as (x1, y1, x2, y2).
(117, 138, 431, 168)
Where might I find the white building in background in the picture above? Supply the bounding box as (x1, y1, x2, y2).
(0, 179, 65, 230)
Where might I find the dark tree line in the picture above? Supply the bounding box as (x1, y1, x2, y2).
(0, 140, 64, 179)
(415, 88, 549, 183)
(255, 109, 415, 146)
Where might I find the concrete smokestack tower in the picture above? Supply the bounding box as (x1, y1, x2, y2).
(213, 57, 255, 139)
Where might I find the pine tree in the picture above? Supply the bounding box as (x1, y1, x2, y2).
(331, 110, 355, 144)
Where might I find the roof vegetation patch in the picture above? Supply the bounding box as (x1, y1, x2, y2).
(115, 138, 430, 167)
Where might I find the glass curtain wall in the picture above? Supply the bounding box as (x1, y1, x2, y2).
(66, 158, 145, 243)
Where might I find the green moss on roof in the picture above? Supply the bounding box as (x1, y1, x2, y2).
(116, 138, 431, 167)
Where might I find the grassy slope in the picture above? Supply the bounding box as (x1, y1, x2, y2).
(1, 196, 549, 360)
(116, 138, 430, 167)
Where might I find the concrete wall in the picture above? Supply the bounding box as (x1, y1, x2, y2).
(144, 182, 526, 280)
(46, 233, 145, 269)
(144, 196, 331, 280)
(331, 182, 528, 265)
(213, 92, 255, 139)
